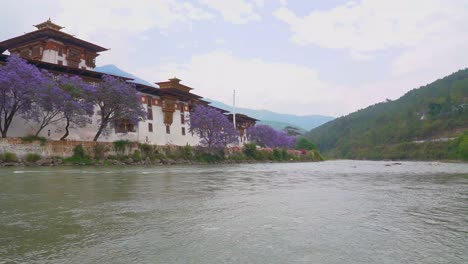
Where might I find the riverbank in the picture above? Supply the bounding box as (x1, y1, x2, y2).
(0, 137, 324, 167)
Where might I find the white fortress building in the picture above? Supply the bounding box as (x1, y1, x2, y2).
(0, 20, 257, 146)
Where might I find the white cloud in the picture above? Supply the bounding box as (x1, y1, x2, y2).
(135, 50, 365, 116)
(198, 0, 263, 24)
(56, 0, 215, 37)
(274, 0, 468, 79)
(274, 0, 466, 53)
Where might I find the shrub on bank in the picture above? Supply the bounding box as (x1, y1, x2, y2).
(113, 140, 131, 155)
(20, 135, 47, 146)
(183, 144, 193, 160)
(3, 152, 18, 162)
(243, 143, 258, 159)
(25, 153, 41, 163)
(131, 150, 142, 162)
(139, 143, 153, 159)
(63, 144, 93, 165)
(93, 144, 109, 160)
(458, 131, 468, 161)
(196, 153, 224, 163)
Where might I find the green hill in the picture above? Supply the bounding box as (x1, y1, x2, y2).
(306, 68, 468, 160)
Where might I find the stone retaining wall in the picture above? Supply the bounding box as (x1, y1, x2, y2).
(0, 138, 195, 159)
(0, 138, 128, 158)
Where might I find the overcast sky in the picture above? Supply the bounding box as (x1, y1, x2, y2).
(1, 0, 468, 117)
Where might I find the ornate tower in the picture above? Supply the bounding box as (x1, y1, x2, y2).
(0, 19, 108, 70)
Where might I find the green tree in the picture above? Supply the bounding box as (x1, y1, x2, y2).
(295, 137, 317, 150)
(459, 132, 468, 160)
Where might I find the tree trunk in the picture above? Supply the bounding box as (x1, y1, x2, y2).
(34, 126, 45, 137)
(93, 122, 107, 141)
(1, 130, 6, 138)
(60, 118, 70, 140)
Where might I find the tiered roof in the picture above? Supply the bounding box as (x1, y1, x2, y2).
(0, 19, 108, 53)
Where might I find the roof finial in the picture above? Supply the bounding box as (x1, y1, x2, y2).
(34, 19, 64, 31)
(170, 77, 181, 83)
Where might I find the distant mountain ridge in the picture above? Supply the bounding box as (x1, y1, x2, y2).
(95, 65, 156, 87)
(206, 99, 333, 131)
(95, 64, 335, 131)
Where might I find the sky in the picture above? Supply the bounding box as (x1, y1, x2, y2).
(1, 0, 468, 117)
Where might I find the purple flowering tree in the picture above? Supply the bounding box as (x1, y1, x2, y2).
(0, 54, 45, 138)
(247, 125, 296, 149)
(89, 75, 146, 141)
(189, 105, 239, 149)
(57, 75, 95, 140)
(28, 71, 68, 136)
(26, 72, 95, 138)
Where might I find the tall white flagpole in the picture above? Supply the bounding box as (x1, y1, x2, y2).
(233, 89, 236, 129)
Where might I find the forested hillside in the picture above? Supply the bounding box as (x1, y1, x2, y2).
(307, 68, 468, 160)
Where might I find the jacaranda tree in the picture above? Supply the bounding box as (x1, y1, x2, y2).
(0, 54, 45, 138)
(90, 75, 146, 141)
(247, 124, 296, 149)
(56, 75, 95, 140)
(189, 105, 238, 149)
(29, 71, 69, 136)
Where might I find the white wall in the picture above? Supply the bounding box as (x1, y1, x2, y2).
(6, 96, 200, 146)
(41, 48, 93, 70)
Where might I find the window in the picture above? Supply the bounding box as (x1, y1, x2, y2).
(32, 46, 41, 57)
(57, 60, 63, 65)
(166, 125, 170, 134)
(147, 96, 153, 120)
(115, 119, 136, 133)
(58, 48, 63, 56)
(180, 113, 185, 124)
(148, 123, 153, 132)
(182, 127, 186, 136)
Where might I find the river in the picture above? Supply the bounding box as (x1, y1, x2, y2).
(0, 161, 467, 264)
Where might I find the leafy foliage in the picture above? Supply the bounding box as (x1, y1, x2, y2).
(72, 144, 86, 159)
(295, 137, 317, 150)
(131, 150, 142, 162)
(64, 144, 93, 165)
(25, 153, 41, 163)
(20, 135, 47, 146)
(90, 75, 146, 141)
(307, 68, 468, 159)
(3, 152, 18, 162)
(55, 75, 94, 140)
(247, 125, 296, 148)
(0, 54, 46, 138)
(93, 144, 109, 160)
(189, 105, 238, 149)
(283, 126, 303, 136)
(243, 143, 258, 159)
(113, 140, 131, 155)
(458, 132, 468, 160)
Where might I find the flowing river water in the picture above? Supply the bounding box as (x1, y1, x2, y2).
(0, 161, 467, 264)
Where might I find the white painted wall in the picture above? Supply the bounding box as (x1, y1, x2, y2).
(6, 96, 200, 146)
(41, 47, 93, 70)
